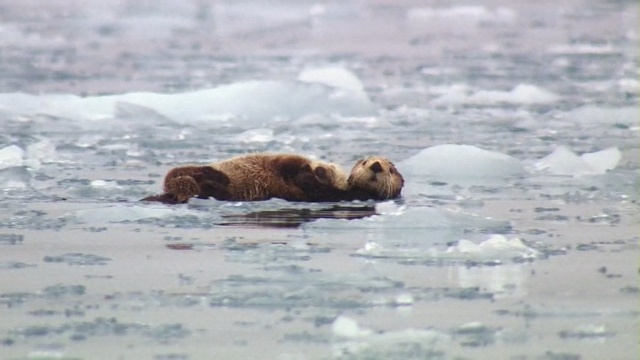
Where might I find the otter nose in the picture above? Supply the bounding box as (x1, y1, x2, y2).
(370, 161, 383, 173)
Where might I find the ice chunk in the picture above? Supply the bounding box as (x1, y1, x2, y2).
(447, 235, 538, 259)
(26, 140, 56, 163)
(580, 147, 621, 174)
(298, 67, 365, 93)
(356, 234, 537, 264)
(468, 84, 559, 105)
(332, 316, 372, 338)
(398, 144, 525, 181)
(431, 84, 559, 106)
(231, 128, 275, 143)
(395, 293, 414, 306)
(548, 43, 618, 55)
(0, 80, 376, 123)
(332, 319, 447, 357)
(0, 166, 31, 188)
(618, 78, 640, 94)
(407, 6, 516, 25)
(566, 105, 638, 125)
(533, 146, 621, 176)
(0, 145, 24, 169)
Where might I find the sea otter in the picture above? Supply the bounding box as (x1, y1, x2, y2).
(296, 156, 404, 202)
(140, 153, 403, 204)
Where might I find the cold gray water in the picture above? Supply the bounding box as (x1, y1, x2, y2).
(0, 1, 638, 359)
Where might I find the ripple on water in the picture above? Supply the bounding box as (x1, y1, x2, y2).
(43, 253, 112, 266)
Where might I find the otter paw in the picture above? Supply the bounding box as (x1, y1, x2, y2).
(197, 166, 231, 186)
(140, 193, 183, 204)
(197, 180, 233, 200)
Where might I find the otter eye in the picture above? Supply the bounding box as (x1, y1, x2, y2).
(389, 167, 396, 175)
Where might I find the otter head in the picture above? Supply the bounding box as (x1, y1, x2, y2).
(348, 157, 404, 199)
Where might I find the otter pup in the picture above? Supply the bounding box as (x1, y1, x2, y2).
(140, 153, 403, 204)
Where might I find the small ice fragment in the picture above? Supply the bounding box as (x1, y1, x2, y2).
(232, 128, 274, 143)
(356, 242, 384, 256)
(90, 180, 119, 188)
(332, 316, 372, 338)
(395, 293, 414, 306)
(375, 201, 405, 215)
(479, 235, 530, 251)
(468, 84, 559, 104)
(618, 78, 640, 94)
(0, 145, 24, 169)
(407, 6, 516, 25)
(447, 235, 539, 260)
(449, 239, 481, 253)
(298, 67, 365, 93)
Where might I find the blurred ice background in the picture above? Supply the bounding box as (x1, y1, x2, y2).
(0, 0, 637, 359)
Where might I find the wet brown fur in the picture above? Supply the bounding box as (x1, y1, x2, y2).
(141, 153, 403, 204)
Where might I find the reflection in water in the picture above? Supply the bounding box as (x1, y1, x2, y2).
(451, 264, 527, 299)
(218, 205, 376, 228)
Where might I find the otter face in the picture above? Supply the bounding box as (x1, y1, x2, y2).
(348, 157, 404, 199)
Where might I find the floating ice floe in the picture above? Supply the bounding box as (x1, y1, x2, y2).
(298, 67, 365, 93)
(305, 204, 511, 248)
(332, 315, 447, 357)
(533, 146, 621, 177)
(0, 76, 376, 123)
(547, 43, 619, 55)
(231, 128, 275, 143)
(0, 145, 24, 169)
(431, 84, 559, 106)
(0, 141, 58, 187)
(565, 105, 638, 126)
(0, 166, 31, 188)
(332, 316, 373, 338)
(356, 234, 538, 264)
(70, 204, 208, 224)
(617, 78, 640, 94)
(407, 6, 516, 25)
(398, 144, 525, 181)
